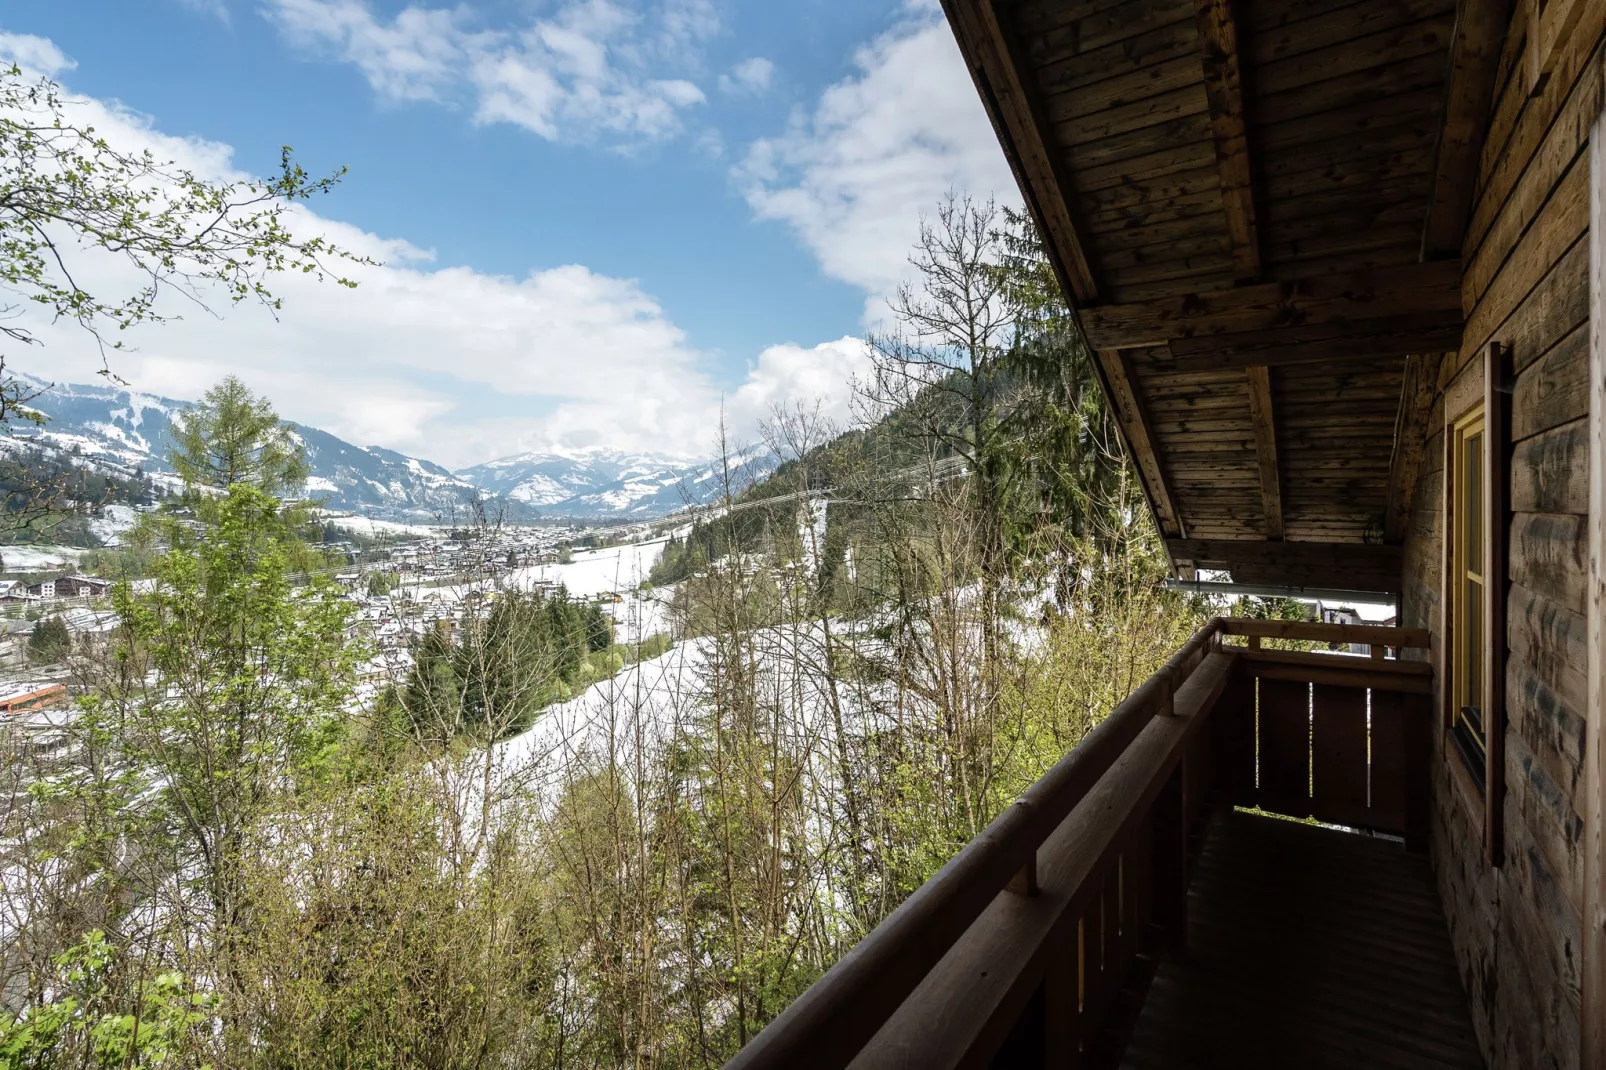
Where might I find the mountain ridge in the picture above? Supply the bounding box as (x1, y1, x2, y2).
(455, 444, 774, 518)
(8, 375, 765, 521)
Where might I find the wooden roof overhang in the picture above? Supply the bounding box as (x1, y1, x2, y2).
(943, 0, 1511, 594)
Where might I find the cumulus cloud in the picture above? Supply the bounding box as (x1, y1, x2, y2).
(718, 56, 773, 96)
(0, 41, 864, 468)
(0, 32, 77, 76)
(725, 336, 873, 436)
(265, 0, 714, 144)
(735, 4, 1015, 321)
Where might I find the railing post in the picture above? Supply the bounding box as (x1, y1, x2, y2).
(1009, 852, 1039, 896)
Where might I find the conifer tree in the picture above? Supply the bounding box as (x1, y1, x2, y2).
(27, 615, 70, 664)
(169, 376, 309, 494)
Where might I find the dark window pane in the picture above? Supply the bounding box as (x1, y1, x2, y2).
(1466, 431, 1483, 574)
(1463, 575, 1483, 726)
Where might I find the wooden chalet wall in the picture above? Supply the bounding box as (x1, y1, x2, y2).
(1400, 7, 1604, 1067)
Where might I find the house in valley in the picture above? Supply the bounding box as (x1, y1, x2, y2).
(53, 576, 112, 598)
(24, 576, 110, 600)
(724, 2, 1606, 1069)
(0, 681, 76, 760)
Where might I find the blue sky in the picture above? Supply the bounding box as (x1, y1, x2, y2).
(2, 0, 1013, 467)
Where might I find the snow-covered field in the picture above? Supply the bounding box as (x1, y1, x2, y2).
(510, 539, 673, 644)
(510, 539, 665, 598)
(317, 513, 447, 538)
(87, 504, 141, 545)
(493, 640, 702, 786)
(0, 545, 87, 572)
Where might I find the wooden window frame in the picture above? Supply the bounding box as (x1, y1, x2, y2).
(1582, 101, 1606, 1070)
(1450, 408, 1488, 770)
(1441, 342, 1508, 866)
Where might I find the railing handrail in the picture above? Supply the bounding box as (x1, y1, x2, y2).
(722, 618, 1225, 1070)
(1218, 618, 1430, 649)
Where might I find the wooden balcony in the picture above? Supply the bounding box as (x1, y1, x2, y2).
(724, 618, 1481, 1070)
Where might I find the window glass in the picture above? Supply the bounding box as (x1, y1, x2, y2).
(1461, 574, 1482, 723)
(1452, 415, 1488, 779)
(1465, 431, 1482, 575)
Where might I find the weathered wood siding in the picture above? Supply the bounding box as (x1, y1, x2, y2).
(1401, 11, 1603, 1068)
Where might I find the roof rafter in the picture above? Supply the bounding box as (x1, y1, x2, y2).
(1422, 0, 1512, 259)
(940, 0, 1098, 304)
(1195, 0, 1261, 281)
(1244, 365, 1283, 540)
(1096, 348, 1185, 540)
(1383, 352, 1444, 543)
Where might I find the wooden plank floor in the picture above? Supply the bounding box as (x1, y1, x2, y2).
(1119, 810, 1483, 1070)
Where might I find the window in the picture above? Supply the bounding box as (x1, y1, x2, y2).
(1450, 409, 1486, 782)
(1442, 341, 1507, 866)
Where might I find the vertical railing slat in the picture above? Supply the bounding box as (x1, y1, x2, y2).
(1311, 683, 1370, 827)
(1211, 663, 1257, 807)
(1257, 678, 1312, 816)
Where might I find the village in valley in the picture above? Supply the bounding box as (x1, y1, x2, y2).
(0, 513, 675, 764)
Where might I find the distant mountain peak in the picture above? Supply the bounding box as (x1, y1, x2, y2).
(7, 376, 778, 523)
(9, 377, 481, 522)
(454, 446, 776, 518)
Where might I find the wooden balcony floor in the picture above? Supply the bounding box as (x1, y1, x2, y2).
(1119, 810, 1482, 1070)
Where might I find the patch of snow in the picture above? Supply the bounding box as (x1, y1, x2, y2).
(507, 538, 667, 600)
(317, 514, 445, 538)
(0, 545, 87, 571)
(88, 504, 141, 545)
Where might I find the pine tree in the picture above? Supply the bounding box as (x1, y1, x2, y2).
(27, 615, 70, 664)
(170, 377, 309, 494)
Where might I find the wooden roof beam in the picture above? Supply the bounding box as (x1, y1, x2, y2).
(1383, 353, 1444, 543)
(1162, 312, 1463, 374)
(1096, 348, 1185, 539)
(941, 0, 1099, 304)
(1421, 0, 1511, 260)
(1080, 261, 1463, 350)
(1195, 0, 1260, 281)
(1244, 366, 1283, 540)
(1166, 539, 1403, 592)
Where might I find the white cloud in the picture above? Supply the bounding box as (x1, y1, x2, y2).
(725, 336, 873, 437)
(735, 5, 1015, 321)
(0, 32, 77, 76)
(173, 0, 232, 23)
(2, 41, 870, 469)
(265, 0, 714, 144)
(718, 56, 773, 96)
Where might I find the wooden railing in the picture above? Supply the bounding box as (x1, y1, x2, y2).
(722, 618, 1434, 1070)
(1214, 618, 1433, 847)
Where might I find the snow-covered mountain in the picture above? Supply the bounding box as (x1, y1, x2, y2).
(9, 376, 774, 522)
(454, 445, 777, 518)
(9, 376, 482, 521)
